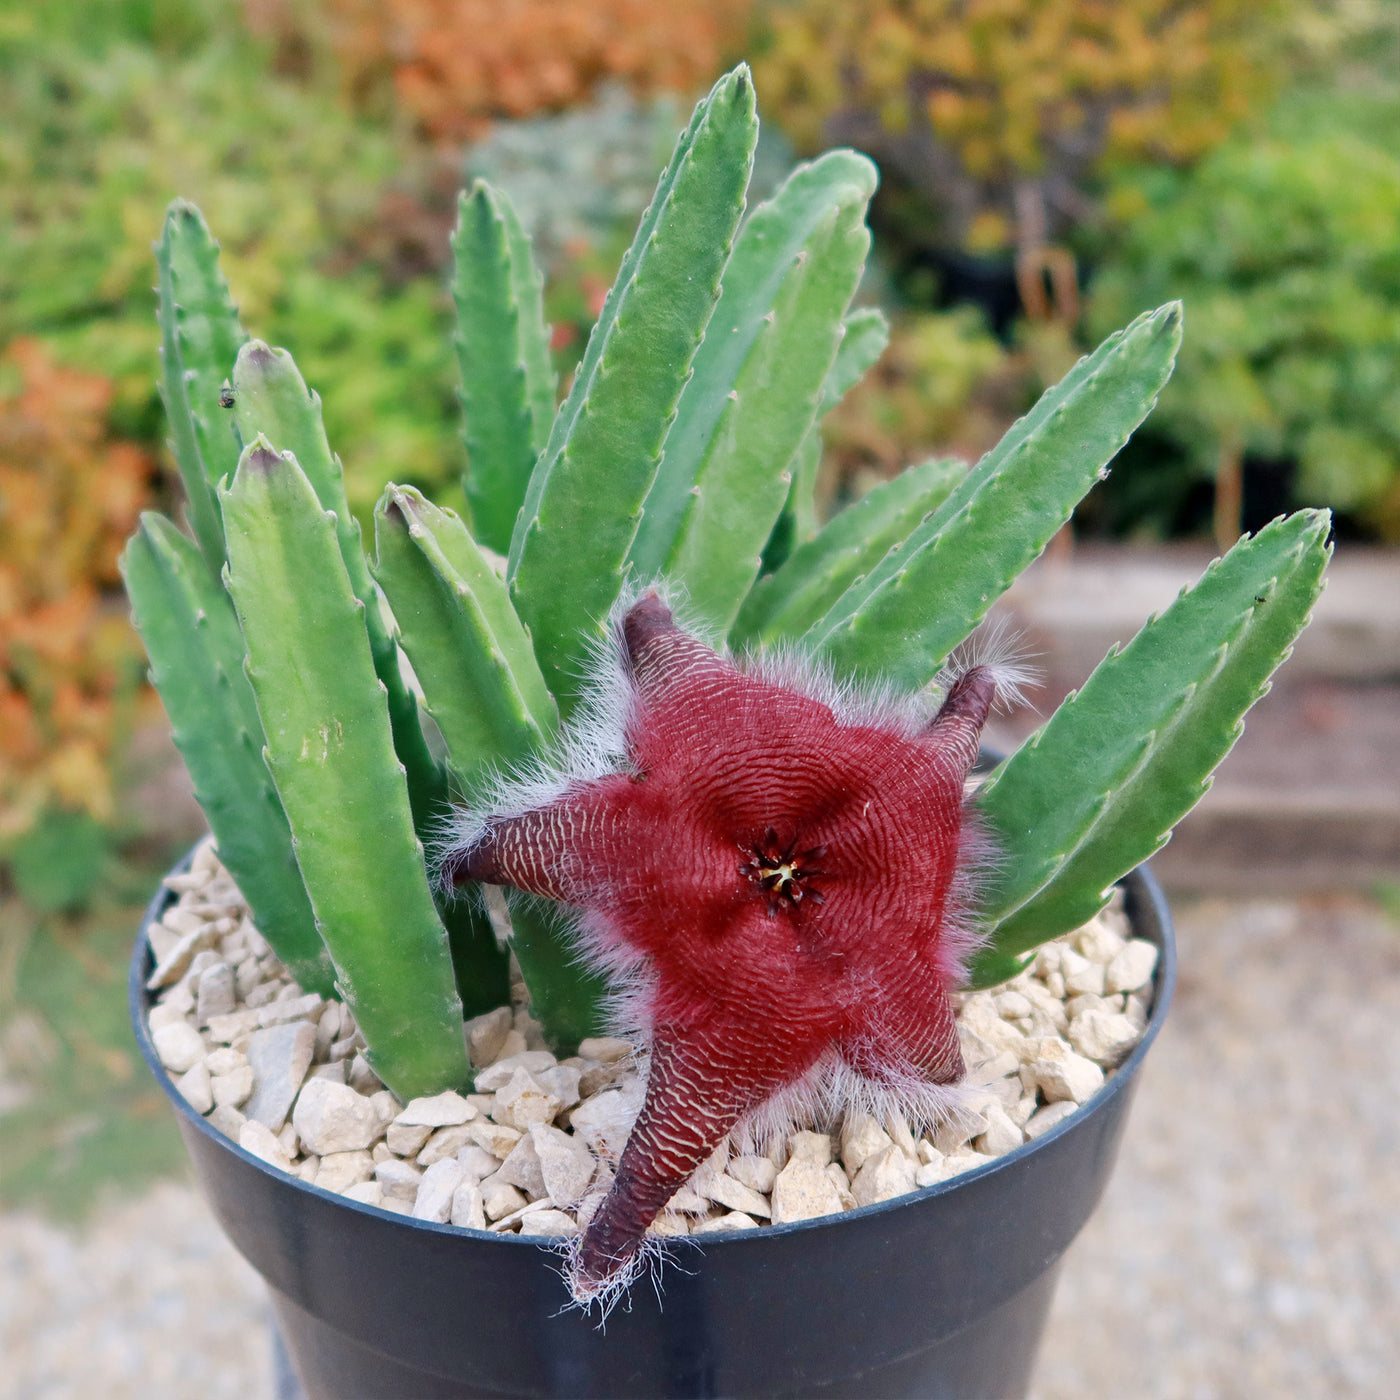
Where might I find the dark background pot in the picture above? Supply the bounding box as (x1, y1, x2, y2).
(131, 862, 1175, 1400)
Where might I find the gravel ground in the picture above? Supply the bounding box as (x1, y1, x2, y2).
(3, 894, 1396, 1400)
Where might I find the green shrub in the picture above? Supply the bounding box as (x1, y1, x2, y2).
(0, 12, 464, 517)
(1087, 104, 1400, 538)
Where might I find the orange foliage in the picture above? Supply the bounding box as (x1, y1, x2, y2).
(313, 0, 753, 140)
(0, 340, 155, 838)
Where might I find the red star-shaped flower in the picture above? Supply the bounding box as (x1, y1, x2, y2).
(447, 593, 999, 1299)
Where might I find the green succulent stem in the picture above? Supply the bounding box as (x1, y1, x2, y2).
(372, 486, 616, 1043)
(665, 194, 872, 632)
(154, 200, 248, 574)
(810, 302, 1184, 689)
(451, 181, 556, 556)
(221, 438, 468, 1100)
(733, 457, 965, 650)
(229, 341, 445, 838)
(508, 64, 759, 714)
(968, 508, 1332, 987)
(372, 485, 557, 787)
(120, 512, 332, 996)
(629, 148, 879, 582)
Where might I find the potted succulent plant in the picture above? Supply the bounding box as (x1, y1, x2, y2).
(124, 66, 1327, 1399)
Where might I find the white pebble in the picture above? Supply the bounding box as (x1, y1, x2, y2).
(374, 1158, 423, 1200)
(1074, 917, 1127, 965)
(417, 1124, 478, 1166)
(239, 1120, 293, 1171)
(567, 1080, 644, 1163)
(692, 1212, 759, 1234)
(464, 1118, 523, 1160)
(1059, 947, 1106, 996)
(412, 1159, 466, 1222)
(495, 1134, 547, 1198)
(839, 1113, 893, 1175)
(206, 1009, 260, 1044)
(1024, 1101, 1078, 1140)
(292, 1079, 381, 1155)
(394, 1090, 476, 1128)
(1068, 1009, 1142, 1067)
(577, 1036, 633, 1064)
(517, 1208, 579, 1238)
(939, 1151, 991, 1179)
(314, 1151, 374, 1193)
(147, 1002, 189, 1031)
(1031, 1039, 1105, 1104)
(175, 1061, 213, 1114)
(456, 1144, 502, 1183)
(851, 1144, 918, 1207)
(474, 1051, 557, 1093)
(934, 1104, 990, 1155)
(535, 1064, 582, 1110)
(211, 1065, 254, 1109)
(914, 1153, 945, 1188)
(196, 962, 236, 1023)
(464, 1007, 512, 1068)
(243, 1022, 317, 1131)
(347, 1054, 384, 1095)
(727, 1154, 777, 1194)
(386, 1122, 433, 1157)
(490, 1068, 562, 1132)
(481, 1176, 528, 1221)
(704, 1173, 772, 1219)
(787, 1131, 833, 1166)
(152, 1021, 206, 1073)
(207, 1104, 247, 1140)
(974, 1100, 1025, 1158)
(340, 1181, 383, 1207)
(994, 990, 1032, 1019)
(771, 1151, 844, 1223)
(451, 1181, 487, 1230)
(531, 1122, 597, 1208)
(1105, 939, 1159, 994)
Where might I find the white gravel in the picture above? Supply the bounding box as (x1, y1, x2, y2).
(140, 839, 1155, 1246)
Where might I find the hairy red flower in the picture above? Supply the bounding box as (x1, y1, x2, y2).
(447, 592, 997, 1300)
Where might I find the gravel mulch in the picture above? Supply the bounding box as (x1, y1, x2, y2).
(140, 838, 1157, 1240)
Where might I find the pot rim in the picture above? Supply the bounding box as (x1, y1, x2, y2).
(130, 849, 1175, 1253)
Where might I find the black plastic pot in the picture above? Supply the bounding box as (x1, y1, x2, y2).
(131, 862, 1175, 1400)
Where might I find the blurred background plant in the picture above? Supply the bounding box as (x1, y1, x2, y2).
(754, 0, 1273, 256)
(1081, 9, 1400, 543)
(752, 0, 1400, 542)
(244, 0, 753, 142)
(0, 340, 154, 909)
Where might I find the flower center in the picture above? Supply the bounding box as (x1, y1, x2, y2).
(740, 828, 826, 916)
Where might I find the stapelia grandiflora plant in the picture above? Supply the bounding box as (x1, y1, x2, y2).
(122, 66, 1329, 1307)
